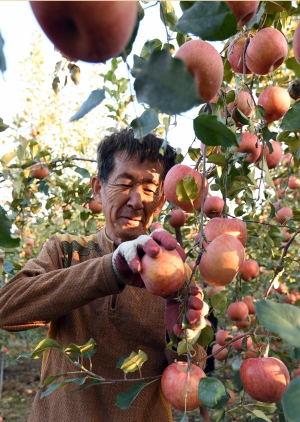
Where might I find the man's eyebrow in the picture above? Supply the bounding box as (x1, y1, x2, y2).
(117, 172, 159, 185)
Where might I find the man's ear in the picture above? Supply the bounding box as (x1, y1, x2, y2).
(91, 176, 102, 204)
(154, 194, 166, 216)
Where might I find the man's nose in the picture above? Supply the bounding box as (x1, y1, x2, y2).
(127, 186, 145, 209)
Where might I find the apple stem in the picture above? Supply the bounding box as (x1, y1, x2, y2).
(175, 227, 183, 247)
(200, 405, 210, 422)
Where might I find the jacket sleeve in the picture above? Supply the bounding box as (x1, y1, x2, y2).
(0, 235, 121, 331)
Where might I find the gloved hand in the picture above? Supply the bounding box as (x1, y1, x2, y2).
(165, 284, 209, 345)
(112, 229, 185, 287)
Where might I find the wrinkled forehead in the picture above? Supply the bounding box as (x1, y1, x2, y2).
(112, 151, 165, 179)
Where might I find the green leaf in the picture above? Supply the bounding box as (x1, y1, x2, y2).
(176, 2, 237, 41)
(115, 383, 149, 409)
(227, 181, 248, 199)
(160, 1, 178, 31)
(0, 206, 20, 248)
(198, 377, 230, 408)
(131, 108, 160, 139)
(254, 403, 277, 415)
(64, 338, 96, 358)
(140, 39, 162, 60)
(197, 325, 215, 347)
(246, 3, 264, 28)
(285, 57, 300, 78)
(118, 350, 148, 374)
(0, 117, 9, 132)
(251, 410, 272, 422)
(134, 50, 202, 115)
(0, 32, 6, 74)
(3, 260, 14, 276)
(281, 101, 300, 131)
(131, 54, 147, 78)
(211, 291, 227, 312)
(41, 377, 88, 398)
(235, 108, 249, 125)
(194, 115, 238, 147)
(70, 89, 105, 122)
(262, 126, 277, 142)
(75, 167, 90, 179)
(255, 300, 300, 347)
(1, 151, 16, 165)
(282, 376, 300, 422)
(207, 154, 226, 167)
(176, 176, 198, 203)
(19, 338, 63, 360)
(260, 158, 275, 190)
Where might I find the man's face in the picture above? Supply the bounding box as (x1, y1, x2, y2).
(92, 152, 166, 245)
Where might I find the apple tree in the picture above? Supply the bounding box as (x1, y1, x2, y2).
(1, 1, 300, 421)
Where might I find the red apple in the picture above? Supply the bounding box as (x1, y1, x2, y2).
(231, 333, 253, 351)
(140, 247, 186, 297)
(240, 357, 290, 402)
(167, 209, 186, 228)
(284, 293, 297, 304)
(228, 91, 254, 127)
(245, 28, 288, 75)
(175, 39, 224, 102)
(203, 217, 247, 246)
(293, 20, 300, 64)
(288, 176, 300, 189)
(30, 163, 49, 180)
(276, 283, 288, 294)
(274, 177, 284, 187)
(212, 344, 228, 361)
(240, 259, 260, 281)
(200, 234, 245, 286)
(26, 238, 35, 247)
(225, 1, 260, 28)
(216, 329, 232, 346)
(203, 196, 224, 219)
(237, 316, 252, 330)
(228, 36, 252, 74)
(161, 361, 206, 411)
(281, 228, 292, 243)
(227, 301, 249, 321)
(259, 140, 283, 169)
(258, 87, 290, 122)
(274, 206, 293, 224)
(242, 296, 256, 314)
(30, 1, 138, 63)
(24, 248, 32, 256)
(88, 199, 102, 214)
(164, 164, 208, 212)
(237, 132, 261, 163)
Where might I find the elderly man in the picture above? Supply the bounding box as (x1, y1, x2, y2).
(0, 128, 206, 422)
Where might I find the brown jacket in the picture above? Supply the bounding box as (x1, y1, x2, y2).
(0, 230, 206, 422)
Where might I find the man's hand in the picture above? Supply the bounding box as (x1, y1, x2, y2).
(165, 284, 209, 345)
(112, 229, 185, 287)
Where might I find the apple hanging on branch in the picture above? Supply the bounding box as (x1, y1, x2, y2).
(161, 361, 206, 411)
(240, 357, 290, 403)
(30, 1, 138, 63)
